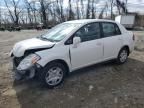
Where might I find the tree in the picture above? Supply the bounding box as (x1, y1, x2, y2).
(98, 3, 108, 19)
(91, 0, 100, 19)
(24, 0, 34, 24)
(116, 0, 128, 14)
(76, 0, 80, 19)
(68, 0, 75, 20)
(4, 0, 23, 25)
(39, 0, 57, 26)
(86, 0, 90, 19)
(0, 1, 1, 26)
(80, 0, 84, 18)
(39, 0, 47, 26)
(110, 0, 114, 19)
(91, 0, 95, 19)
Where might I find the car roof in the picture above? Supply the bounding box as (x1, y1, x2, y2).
(64, 19, 116, 24)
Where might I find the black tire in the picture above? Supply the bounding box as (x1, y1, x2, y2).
(39, 62, 66, 88)
(116, 47, 128, 64)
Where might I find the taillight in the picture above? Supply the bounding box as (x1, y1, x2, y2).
(133, 34, 135, 41)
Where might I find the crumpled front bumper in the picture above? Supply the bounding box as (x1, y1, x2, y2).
(12, 57, 41, 80)
(12, 65, 36, 80)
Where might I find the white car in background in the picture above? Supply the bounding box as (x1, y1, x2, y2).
(10, 19, 135, 88)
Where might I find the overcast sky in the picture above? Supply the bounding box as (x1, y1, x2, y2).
(126, 0, 144, 13)
(0, 0, 144, 14)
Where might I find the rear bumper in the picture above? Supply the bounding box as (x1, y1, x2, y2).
(129, 42, 135, 53)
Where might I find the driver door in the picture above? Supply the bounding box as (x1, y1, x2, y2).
(70, 22, 103, 70)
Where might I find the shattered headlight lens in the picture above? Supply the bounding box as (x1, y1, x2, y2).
(17, 54, 41, 71)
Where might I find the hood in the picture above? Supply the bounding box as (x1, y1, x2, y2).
(12, 38, 55, 57)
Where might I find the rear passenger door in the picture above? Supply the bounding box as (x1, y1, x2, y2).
(101, 22, 123, 60)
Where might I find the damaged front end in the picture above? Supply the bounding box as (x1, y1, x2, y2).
(12, 54, 42, 80)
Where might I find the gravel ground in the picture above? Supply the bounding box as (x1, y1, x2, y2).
(0, 30, 144, 108)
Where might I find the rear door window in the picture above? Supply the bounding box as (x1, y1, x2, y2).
(102, 22, 121, 37)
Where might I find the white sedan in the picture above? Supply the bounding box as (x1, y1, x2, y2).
(11, 19, 135, 88)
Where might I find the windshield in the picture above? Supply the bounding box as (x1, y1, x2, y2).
(39, 23, 81, 42)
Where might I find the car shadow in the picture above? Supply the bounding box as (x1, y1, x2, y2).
(12, 58, 144, 108)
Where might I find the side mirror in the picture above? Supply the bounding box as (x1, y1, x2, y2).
(73, 37, 81, 48)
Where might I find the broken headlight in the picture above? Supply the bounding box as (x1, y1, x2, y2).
(17, 54, 41, 71)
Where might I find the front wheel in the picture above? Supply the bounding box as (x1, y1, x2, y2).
(39, 62, 66, 88)
(117, 48, 128, 64)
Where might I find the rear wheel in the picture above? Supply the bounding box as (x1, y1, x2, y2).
(117, 48, 128, 64)
(39, 62, 66, 88)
